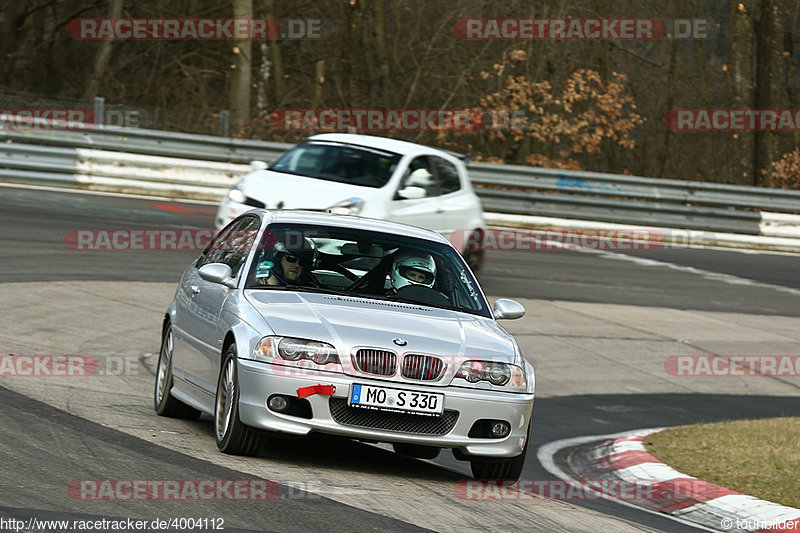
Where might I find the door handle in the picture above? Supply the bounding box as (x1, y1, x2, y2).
(190, 285, 200, 295)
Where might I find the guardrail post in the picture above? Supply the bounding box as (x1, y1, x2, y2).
(94, 96, 105, 127)
(219, 110, 230, 137)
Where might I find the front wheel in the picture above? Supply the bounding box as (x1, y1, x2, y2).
(214, 345, 265, 456)
(463, 229, 485, 275)
(469, 423, 530, 481)
(469, 451, 527, 481)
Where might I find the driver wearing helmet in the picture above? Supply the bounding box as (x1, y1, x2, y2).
(389, 251, 436, 293)
(255, 238, 315, 286)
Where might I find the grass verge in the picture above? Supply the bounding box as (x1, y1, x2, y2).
(644, 417, 800, 508)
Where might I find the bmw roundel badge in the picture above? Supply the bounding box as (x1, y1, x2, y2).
(392, 338, 408, 347)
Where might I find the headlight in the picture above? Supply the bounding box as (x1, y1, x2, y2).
(228, 187, 247, 204)
(454, 360, 526, 390)
(254, 336, 340, 366)
(327, 197, 364, 215)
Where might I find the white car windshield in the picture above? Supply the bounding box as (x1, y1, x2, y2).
(268, 141, 402, 188)
(245, 223, 490, 317)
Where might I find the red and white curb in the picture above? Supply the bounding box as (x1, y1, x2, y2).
(538, 428, 800, 532)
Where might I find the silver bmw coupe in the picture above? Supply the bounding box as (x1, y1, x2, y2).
(155, 209, 534, 479)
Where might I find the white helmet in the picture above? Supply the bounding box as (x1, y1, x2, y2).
(390, 251, 436, 291)
(406, 167, 433, 188)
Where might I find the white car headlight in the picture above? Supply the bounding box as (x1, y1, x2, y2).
(327, 197, 364, 215)
(454, 360, 526, 391)
(254, 336, 340, 367)
(227, 187, 247, 204)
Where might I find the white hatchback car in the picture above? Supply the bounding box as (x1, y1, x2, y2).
(215, 133, 486, 271)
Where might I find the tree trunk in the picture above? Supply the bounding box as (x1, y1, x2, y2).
(726, 0, 757, 185)
(755, 0, 787, 185)
(230, 0, 253, 127)
(264, 0, 284, 104)
(81, 0, 124, 103)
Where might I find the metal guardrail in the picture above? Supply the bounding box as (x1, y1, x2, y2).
(0, 142, 78, 186)
(467, 163, 800, 234)
(2, 120, 800, 235)
(0, 126, 288, 164)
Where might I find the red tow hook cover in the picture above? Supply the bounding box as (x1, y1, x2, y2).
(296, 384, 335, 399)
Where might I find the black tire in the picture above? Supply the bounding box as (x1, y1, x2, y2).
(469, 424, 531, 481)
(154, 325, 201, 420)
(392, 443, 441, 460)
(463, 229, 485, 274)
(469, 452, 527, 481)
(214, 344, 265, 456)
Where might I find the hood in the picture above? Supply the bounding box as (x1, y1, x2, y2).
(244, 290, 518, 385)
(239, 170, 380, 210)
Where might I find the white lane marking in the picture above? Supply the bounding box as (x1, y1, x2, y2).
(536, 428, 717, 532)
(0, 181, 218, 205)
(595, 249, 800, 297)
(611, 440, 648, 453)
(675, 494, 800, 524)
(522, 234, 800, 297)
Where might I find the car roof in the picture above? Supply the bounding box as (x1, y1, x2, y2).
(251, 209, 452, 245)
(307, 133, 451, 158)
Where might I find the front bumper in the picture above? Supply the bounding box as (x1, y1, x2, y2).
(237, 358, 535, 458)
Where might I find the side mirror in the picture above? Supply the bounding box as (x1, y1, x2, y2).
(493, 298, 525, 320)
(250, 160, 269, 171)
(397, 186, 426, 200)
(198, 263, 237, 288)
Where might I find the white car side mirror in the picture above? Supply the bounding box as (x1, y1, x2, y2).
(199, 263, 237, 288)
(250, 160, 268, 171)
(493, 299, 525, 320)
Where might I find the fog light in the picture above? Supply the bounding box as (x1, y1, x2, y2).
(490, 421, 510, 438)
(268, 395, 288, 412)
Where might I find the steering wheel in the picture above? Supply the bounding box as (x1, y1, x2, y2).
(393, 284, 451, 308)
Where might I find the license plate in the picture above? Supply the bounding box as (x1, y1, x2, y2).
(349, 384, 444, 416)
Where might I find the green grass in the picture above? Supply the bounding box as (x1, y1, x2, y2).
(644, 417, 800, 508)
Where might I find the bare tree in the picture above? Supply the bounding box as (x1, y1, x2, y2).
(230, 0, 253, 126)
(726, 0, 757, 185)
(755, 0, 788, 185)
(81, 0, 123, 102)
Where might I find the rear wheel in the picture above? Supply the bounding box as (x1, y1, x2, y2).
(154, 325, 201, 419)
(214, 344, 265, 456)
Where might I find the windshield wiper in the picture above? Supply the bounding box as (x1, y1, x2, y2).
(388, 296, 459, 312)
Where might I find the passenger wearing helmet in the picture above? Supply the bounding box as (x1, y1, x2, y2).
(390, 251, 437, 293)
(255, 238, 315, 286)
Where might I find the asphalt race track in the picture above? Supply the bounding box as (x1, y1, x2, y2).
(2, 184, 799, 532)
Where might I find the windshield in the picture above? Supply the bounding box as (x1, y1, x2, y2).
(245, 223, 491, 318)
(268, 141, 401, 188)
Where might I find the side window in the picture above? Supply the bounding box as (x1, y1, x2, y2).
(398, 156, 439, 198)
(199, 216, 260, 277)
(198, 221, 238, 268)
(432, 156, 461, 195)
